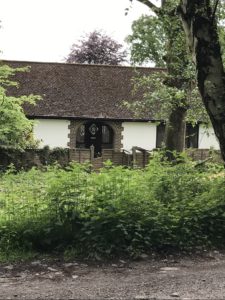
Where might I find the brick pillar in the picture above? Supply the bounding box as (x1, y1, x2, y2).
(104, 121, 123, 151)
(68, 120, 84, 148)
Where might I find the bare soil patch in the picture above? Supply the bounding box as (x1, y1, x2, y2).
(0, 251, 225, 299)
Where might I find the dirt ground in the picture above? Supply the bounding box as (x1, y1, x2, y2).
(0, 251, 225, 299)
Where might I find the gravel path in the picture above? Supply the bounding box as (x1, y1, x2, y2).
(0, 252, 225, 299)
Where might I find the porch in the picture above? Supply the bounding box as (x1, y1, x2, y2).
(69, 146, 151, 170)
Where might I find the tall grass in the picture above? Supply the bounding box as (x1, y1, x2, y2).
(0, 155, 225, 259)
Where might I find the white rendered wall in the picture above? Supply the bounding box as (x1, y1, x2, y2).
(33, 119, 70, 148)
(122, 122, 157, 151)
(198, 124, 220, 149)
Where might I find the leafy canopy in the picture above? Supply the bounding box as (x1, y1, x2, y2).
(66, 30, 127, 65)
(126, 1, 207, 124)
(126, 0, 225, 123)
(126, 15, 167, 67)
(0, 64, 41, 150)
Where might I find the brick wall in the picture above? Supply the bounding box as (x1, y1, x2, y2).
(68, 120, 84, 148)
(69, 148, 91, 162)
(186, 149, 223, 163)
(0, 148, 223, 171)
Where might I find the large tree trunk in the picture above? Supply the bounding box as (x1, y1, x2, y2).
(136, 0, 188, 157)
(179, 0, 225, 162)
(165, 25, 187, 160)
(165, 106, 187, 160)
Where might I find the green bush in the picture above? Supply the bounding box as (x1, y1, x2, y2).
(0, 155, 225, 259)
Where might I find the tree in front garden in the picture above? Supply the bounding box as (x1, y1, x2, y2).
(178, 0, 225, 163)
(132, 0, 225, 162)
(126, 0, 203, 157)
(0, 63, 40, 150)
(66, 30, 127, 65)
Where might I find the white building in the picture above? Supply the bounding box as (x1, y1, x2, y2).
(7, 60, 219, 157)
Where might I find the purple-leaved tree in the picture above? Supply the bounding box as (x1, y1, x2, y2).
(66, 30, 127, 65)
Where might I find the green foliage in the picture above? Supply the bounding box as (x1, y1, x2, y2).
(0, 158, 225, 260)
(0, 63, 41, 150)
(126, 15, 167, 67)
(126, 1, 209, 137)
(217, 1, 225, 66)
(124, 71, 208, 123)
(127, 2, 188, 71)
(0, 146, 70, 171)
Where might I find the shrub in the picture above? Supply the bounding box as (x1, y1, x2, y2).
(0, 157, 224, 259)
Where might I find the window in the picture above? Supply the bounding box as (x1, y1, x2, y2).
(156, 123, 166, 148)
(156, 122, 199, 149)
(76, 124, 85, 148)
(186, 124, 199, 148)
(102, 125, 113, 149)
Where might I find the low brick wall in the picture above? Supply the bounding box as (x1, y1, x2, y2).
(186, 149, 223, 163)
(69, 148, 91, 162)
(0, 147, 70, 171)
(0, 148, 223, 171)
(71, 148, 131, 169)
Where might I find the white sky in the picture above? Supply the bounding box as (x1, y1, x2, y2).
(0, 0, 151, 63)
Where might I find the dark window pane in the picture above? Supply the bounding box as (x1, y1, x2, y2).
(76, 125, 85, 144)
(186, 124, 199, 148)
(102, 125, 110, 143)
(156, 123, 166, 148)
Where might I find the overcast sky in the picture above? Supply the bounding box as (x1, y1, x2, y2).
(0, 0, 152, 63)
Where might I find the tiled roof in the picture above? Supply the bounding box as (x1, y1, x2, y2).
(5, 60, 164, 121)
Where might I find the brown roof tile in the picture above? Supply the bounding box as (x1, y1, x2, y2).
(4, 60, 164, 121)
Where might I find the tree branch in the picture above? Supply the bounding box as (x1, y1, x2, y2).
(136, 0, 160, 14)
(211, 0, 219, 22)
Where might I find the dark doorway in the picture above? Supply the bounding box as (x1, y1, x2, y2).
(85, 122, 102, 156)
(185, 124, 199, 148)
(76, 122, 114, 157)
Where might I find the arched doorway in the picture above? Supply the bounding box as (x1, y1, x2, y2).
(76, 122, 114, 157)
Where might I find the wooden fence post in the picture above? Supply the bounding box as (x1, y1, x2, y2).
(132, 147, 137, 168)
(90, 145, 95, 163)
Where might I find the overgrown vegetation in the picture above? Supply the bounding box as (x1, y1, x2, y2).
(0, 154, 225, 260)
(0, 64, 40, 150)
(0, 146, 70, 171)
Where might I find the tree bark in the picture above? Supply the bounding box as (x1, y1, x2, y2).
(164, 26, 188, 156)
(135, 0, 191, 157)
(165, 106, 187, 159)
(179, 0, 225, 162)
